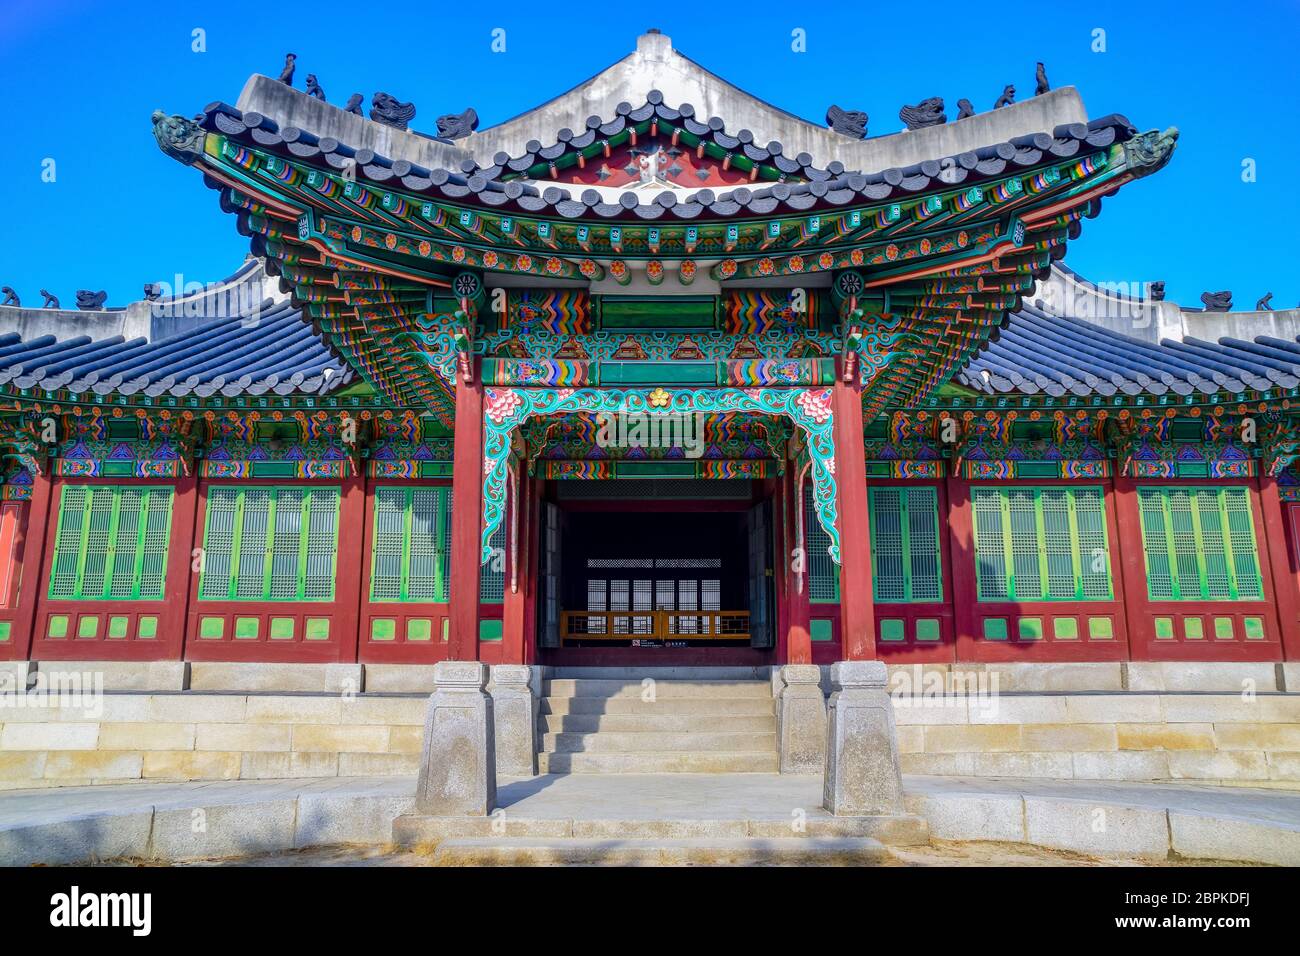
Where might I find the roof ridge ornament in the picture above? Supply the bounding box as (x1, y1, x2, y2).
(899, 97, 946, 130)
(826, 105, 868, 138)
(151, 111, 205, 166)
(371, 92, 416, 130)
(1122, 127, 1179, 173)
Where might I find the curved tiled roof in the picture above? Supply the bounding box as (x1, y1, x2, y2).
(198, 96, 1136, 223)
(958, 303, 1300, 398)
(0, 299, 352, 398)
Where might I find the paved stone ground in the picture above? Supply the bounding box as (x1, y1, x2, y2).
(3, 774, 1298, 865)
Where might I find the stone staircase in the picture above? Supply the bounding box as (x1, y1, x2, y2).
(536, 667, 779, 773)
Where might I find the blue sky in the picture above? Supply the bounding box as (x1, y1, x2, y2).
(1, 0, 1297, 310)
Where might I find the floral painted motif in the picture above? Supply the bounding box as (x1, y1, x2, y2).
(647, 387, 671, 408)
(483, 388, 523, 423)
(795, 388, 832, 424)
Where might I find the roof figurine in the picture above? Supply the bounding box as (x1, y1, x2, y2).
(1201, 290, 1234, 312)
(994, 85, 1016, 108)
(435, 107, 479, 140)
(370, 92, 416, 130)
(39, 290, 58, 309)
(143, 283, 162, 301)
(75, 290, 107, 311)
(305, 74, 325, 101)
(899, 97, 947, 130)
(1257, 293, 1274, 311)
(956, 98, 975, 119)
(1035, 62, 1050, 95)
(343, 93, 364, 115)
(1148, 281, 1166, 301)
(1, 287, 18, 307)
(278, 53, 296, 86)
(825, 105, 868, 138)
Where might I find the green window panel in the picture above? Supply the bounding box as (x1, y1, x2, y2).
(1018, 617, 1043, 640)
(199, 486, 340, 602)
(234, 617, 260, 640)
(0, 621, 10, 642)
(107, 616, 129, 639)
(1052, 617, 1079, 640)
(371, 618, 396, 641)
(810, 618, 834, 642)
(305, 618, 330, 640)
(804, 484, 839, 603)
(48, 485, 174, 600)
(971, 486, 1112, 602)
(869, 486, 942, 603)
(479, 619, 503, 641)
(480, 518, 506, 605)
(77, 616, 99, 639)
(1243, 617, 1265, 640)
(1184, 617, 1204, 640)
(269, 617, 295, 640)
(137, 616, 158, 639)
(1213, 617, 1234, 639)
(407, 618, 432, 641)
(1136, 487, 1263, 601)
(1154, 616, 1175, 639)
(982, 617, 1008, 640)
(370, 486, 451, 603)
(47, 614, 68, 638)
(915, 618, 941, 641)
(879, 618, 905, 641)
(199, 617, 225, 639)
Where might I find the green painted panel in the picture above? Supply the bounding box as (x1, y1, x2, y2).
(982, 618, 1008, 641)
(234, 617, 260, 640)
(76, 616, 98, 639)
(250, 461, 298, 478)
(101, 460, 135, 477)
(598, 296, 716, 329)
(107, 616, 129, 639)
(269, 617, 295, 640)
(137, 616, 158, 639)
(407, 618, 432, 641)
(371, 618, 396, 641)
(1184, 617, 1205, 640)
(47, 615, 68, 639)
(1213, 617, 1234, 639)
(879, 619, 905, 641)
(1154, 616, 1175, 639)
(615, 461, 698, 478)
(199, 616, 225, 639)
(0, 621, 10, 642)
(418, 461, 454, 478)
(305, 618, 330, 640)
(1015, 461, 1061, 479)
(1018, 617, 1044, 640)
(1052, 617, 1079, 639)
(915, 618, 940, 641)
(1243, 616, 1265, 639)
(479, 619, 503, 642)
(1088, 616, 1115, 639)
(810, 618, 834, 642)
(601, 362, 716, 385)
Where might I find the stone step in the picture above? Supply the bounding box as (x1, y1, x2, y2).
(550, 666, 774, 681)
(539, 713, 776, 734)
(541, 731, 777, 754)
(538, 751, 780, 774)
(540, 696, 776, 717)
(428, 836, 890, 866)
(544, 678, 772, 700)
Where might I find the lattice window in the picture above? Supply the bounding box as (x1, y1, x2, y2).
(199, 486, 339, 602)
(1137, 487, 1263, 601)
(370, 486, 451, 602)
(971, 486, 1113, 602)
(869, 486, 942, 603)
(804, 484, 839, 603)
(47, 485, 175, 601)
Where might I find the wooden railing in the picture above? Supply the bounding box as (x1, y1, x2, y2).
(561, 610, 750, 643)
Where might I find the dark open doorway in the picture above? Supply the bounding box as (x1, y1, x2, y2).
(535, 483, 777, 666)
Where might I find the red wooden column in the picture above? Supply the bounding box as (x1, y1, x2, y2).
(10, 468, 54, 661)
(830, 374, 874, 659)
(447, 363, 484, 660)
(946, 474, 977, 654)
(334, 473, 367, 663)
(500, 459, 528, 664)
(1258, 474, 1299, 660)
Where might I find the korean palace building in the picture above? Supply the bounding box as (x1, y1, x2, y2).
(2, 30, 1298, 683)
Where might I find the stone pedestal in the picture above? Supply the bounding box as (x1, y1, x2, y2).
(415, 661, 496, 816)
(490, 664, 537, 777)
(778, 664, 827, 774)
(823, 660, 905, 816)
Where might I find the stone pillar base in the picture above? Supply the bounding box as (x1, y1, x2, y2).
(415, 661, 496, 816)
(823, 660, 905, 816)
(778, 664, 826, 774)
(490, 664, 537, 777)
